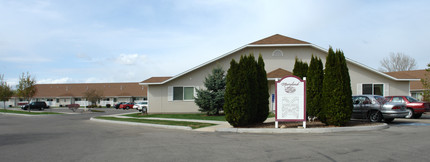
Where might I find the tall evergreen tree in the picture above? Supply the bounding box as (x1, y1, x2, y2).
(337, 49, 353, 123)
(224, 58, 247, 126)
(255, 54, 269, 123)
(224, 54, 269, 127)
(195, 66, 226, 115)
(321, 47, 352, 126)
(306, 55, 324, 118)
(293, 57, 308, 79)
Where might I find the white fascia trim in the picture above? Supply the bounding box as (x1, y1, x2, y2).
(309, 44, 419, 82)
(141, 44, 249, 85)
(151, 44, 312, 85)
(141, 43, 418, 85)
(247, 44, 312, 47)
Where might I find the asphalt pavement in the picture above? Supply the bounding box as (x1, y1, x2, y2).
(2, 109, 430, 161)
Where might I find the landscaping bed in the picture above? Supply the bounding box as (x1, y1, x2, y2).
(238, 120, 382, 128)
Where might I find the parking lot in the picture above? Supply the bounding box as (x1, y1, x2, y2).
(1, 110, 430, 161)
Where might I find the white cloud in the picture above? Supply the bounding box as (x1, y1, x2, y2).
(116, 54, 146, 65)
(37, 77, 75, 84)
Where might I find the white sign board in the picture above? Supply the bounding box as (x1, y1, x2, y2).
(275, 75, 306, 121)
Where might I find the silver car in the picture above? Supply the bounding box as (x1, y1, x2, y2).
(352, 95, 408, 122)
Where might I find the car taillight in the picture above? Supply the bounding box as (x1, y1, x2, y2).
(392, 106, 401, 110)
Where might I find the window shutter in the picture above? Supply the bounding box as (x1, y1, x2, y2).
(384, 83, 389, 96)
(357, 83, 362, 95)
(167, 86, 173, 101)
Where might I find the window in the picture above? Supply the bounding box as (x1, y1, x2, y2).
(405, 96, 418, 102)
(272, 49, 283, 56)
(173, 87, 183, 100)
(411, 93, 421, 101)
(362, 84, 384, 95)
(74, 98, 82, 101)
(391, 97, 404, 103)
(171, 86, 195, 101)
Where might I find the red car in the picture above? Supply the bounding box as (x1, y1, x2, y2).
(119, 102, 134, 110)
(385, 96, 430, 119)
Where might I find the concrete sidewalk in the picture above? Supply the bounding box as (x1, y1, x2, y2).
(91, 113, 389, 133)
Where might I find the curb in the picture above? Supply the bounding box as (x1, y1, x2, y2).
(215, 123, 389, 133)
(90, 117, 192, 130)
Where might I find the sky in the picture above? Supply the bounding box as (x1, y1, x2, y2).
(1, 0, 429, 87)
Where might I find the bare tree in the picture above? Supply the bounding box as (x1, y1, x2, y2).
(83, 89, 103, 107)
(16, 72, 37, 112)
(379, 52, 417, 72)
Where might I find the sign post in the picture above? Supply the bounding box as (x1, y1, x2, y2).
(275, 76, 306, 128)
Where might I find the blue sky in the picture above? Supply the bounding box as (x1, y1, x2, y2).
(1, 0, 429, 87)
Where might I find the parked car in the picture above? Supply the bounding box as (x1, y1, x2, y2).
(114, 102, 127, 109)
(352, 95, 408, 123)
(21, 101, 49, 111)
(133, 101, 148, 112)
(385, 96, 430, 119)
(119, 102, 134, 110)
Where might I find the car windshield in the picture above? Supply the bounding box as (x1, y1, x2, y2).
(405, 96, 419, 102)
(138, 102, 148, 104)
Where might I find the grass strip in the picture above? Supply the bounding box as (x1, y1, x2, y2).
(0, 109, 62, 115)
(125, 112, 275, 121)
(95, 116, 216, 129)
(124, 113, 226, 121)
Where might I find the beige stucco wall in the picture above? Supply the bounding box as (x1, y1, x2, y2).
(348, 62, 410, 95)
(147, 46, 411, 113)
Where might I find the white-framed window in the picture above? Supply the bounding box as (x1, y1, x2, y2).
(272, 49, 283, 56)
(168, 86, 198, 101)
(357, 83, 388, 96)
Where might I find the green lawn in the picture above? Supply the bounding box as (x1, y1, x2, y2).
(95, 116, 216, 129)
(124, 112, 275, 121)
(0, 109, 62, 115)
(124, 113, 227, 121)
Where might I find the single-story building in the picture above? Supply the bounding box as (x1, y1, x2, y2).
(4, 82, 147, 107)
(386, 69, 429, 101)
(140, 34, 419, 113)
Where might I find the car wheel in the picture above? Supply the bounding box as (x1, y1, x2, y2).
(369, 111, 382, 122)
(405, 109, 413, 119)
(40, 107, 44, 111)
(384, 118, 395, 123)
(413, 113, 423, 119)
(126, 106, 129, 110)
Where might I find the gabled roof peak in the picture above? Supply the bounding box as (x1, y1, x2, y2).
(250, 34, 310, 45)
